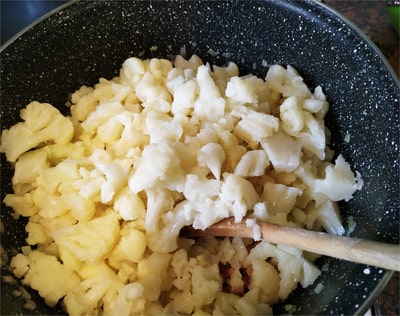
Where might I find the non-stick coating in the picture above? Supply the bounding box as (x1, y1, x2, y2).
(1, 0, 399, 315)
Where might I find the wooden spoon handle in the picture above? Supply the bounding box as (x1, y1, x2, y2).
(181, 217, 400, 271)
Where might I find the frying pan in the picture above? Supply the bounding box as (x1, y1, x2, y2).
(1, 0, 399, 315)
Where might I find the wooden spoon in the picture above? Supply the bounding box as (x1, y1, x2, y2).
(181, 217, 400, 271)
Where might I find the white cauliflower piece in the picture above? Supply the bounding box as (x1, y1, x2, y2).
(262, 182, 303, 215)
(95, 162, 127, 203)
(121, 57, 146, 86)
(234, 150, 270, 177)
(97, 116, 124, 144)
(103, 282, 147, 316)
(174, 54, 204, 71)
(38, 161, 80, 194)
(10, 251, 80, 307)
(183, 174, 221, 202)
(135, 73, 172, 112)
(0, 102, 74, 162)
(194, 65, 226, 122)
(316, 199, 345, 235)
(219, 130, 247, 172)
(61, 193, 96, 222)
(51, 211, 120, 265)
(280, 96, 305, 135)
(220, 173, 260, 222)
(114, 187, 146, 221)
(145, 188, 175, 233)
(234, 287, 272, 315)
(137, 252, 173, 291)
(266, 64, 311, 98)
(3, 192, 38, 217)
(145, 110, 183, 143)
(108, 224, 146, 267)
(233, 108, 279, 148)
(225, 76, 258, 106)
(64, 263, 124, 316)
(108, 110, 149, 157)
(314, 154, 361, 201)
(280, 96, 326, 159)
(81, 101, 125, 134)
(197, 142, 225, 179)
(192, 264, 221, 308)
(11, 149, 49, 195)
(129, 140, 186, 193)
(261, 132, 302, 172)
(212, 62, 240, 95)
(170, 79, 199, 116)
(146, 200, 195, 252)
(248, 258, 280, 304)
(300, 259, 322, 288)
(191, 198, 229, 230)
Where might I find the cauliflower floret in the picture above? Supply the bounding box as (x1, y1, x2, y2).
(233, 107, 279, 149)
(170, 78, 199, 116)
(135, 73, 172, 112)
(108, 224, 146, 267)
(197, 142, 225, 179)
(220, 173, 260, 222)
(225, 76, 258, 106)
(64, 263, 124, 316)
(191, 264, 221, 308)
(280, 96, 305, 135)
(1, 102, 74, 162)
(314, 154, 361, 201)
(248, 258, 280, 305)
(234, 150, 270, 177)
(219, 130, 247, 172)
(174, 54, 204, 71)
(146, 200, 195, 252)
(81, 101, 125, 134)
(37, 161, 81, 196)
(183, 174, 221, 202)
(10, 251, 81, 307)
(280, 96, 326, 159)
(51, 211, 120, 265)
(3, 192, 39, 217)
(145, 110, 183, 143)
(120, 57, 146, 86)
(261, 132, 302, 173)
(266, 64, 311, 99)
(11, 149, 49, 195)
(129, 140, 186, 193)
(194, 65, 226, 123)
(95, 162, 127, 203)
(212, 62, 240, 95)
(138, 252, 173, 291)
(114, 187, 146, 221)
(145, 188, 175, 233)
(103, 282, 147, 316)
(316, 199, 345, 236)
(262, 182, 303, 215)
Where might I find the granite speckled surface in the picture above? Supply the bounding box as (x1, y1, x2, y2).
(323, 1, 399, 315)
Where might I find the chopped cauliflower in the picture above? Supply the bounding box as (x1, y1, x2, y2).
(51, 211, 120, 265)
(1, 55, 362, 315)
(1, 102, 74, 162)
(10, 251, 81, 307)
(314, 154, 361, 201)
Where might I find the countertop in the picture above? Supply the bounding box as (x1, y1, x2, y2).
(1, 1, 399, 315)
(323, 3, 399, 315)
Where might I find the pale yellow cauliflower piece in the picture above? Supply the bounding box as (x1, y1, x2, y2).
(1, 101, 74, 162)
(10, 251, 80, 307)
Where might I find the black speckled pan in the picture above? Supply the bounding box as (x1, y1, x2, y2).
(1, 0, 399, 315)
